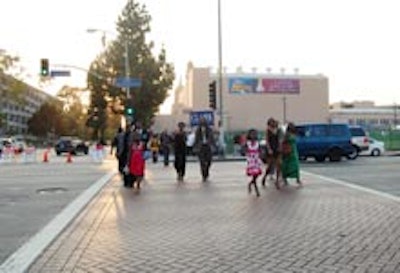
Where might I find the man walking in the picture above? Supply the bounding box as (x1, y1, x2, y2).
(160, 129, 172, 166)
(194, 117, 215, 182)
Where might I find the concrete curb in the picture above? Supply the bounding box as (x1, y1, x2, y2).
(0, 171, 117, 273)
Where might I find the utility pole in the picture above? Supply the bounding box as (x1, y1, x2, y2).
(124, 40, 132, 124)
(283, 95, 287, 124)
(217, 0, 225, 156)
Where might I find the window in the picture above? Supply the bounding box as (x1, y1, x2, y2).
(310, 125, 328, 137)
(329, 125, 348, 136)
(350, 127, 366, 137)
(296, 126, 306, 137)
(356, 119, 366, 125)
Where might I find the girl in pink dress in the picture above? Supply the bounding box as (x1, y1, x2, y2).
(245, 129, 262, 197)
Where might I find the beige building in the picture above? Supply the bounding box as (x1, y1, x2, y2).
(330, 101, 399, 130)
(154, 63, 329, 133)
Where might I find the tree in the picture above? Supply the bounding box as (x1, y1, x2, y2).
(56, 86, 89, 139)
(0, 50, 19, 73)
(86, 0, 175, 139)
(27, 100, 64, 137)
(87, 60, 109, 140)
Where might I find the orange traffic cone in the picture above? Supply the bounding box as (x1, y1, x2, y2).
(43, 151, 49, 163)
(66, 152, 72, 163)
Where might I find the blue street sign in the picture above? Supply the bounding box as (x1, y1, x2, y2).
(50, 70, 71, 77)
(189, 111, 214, 127)
(115, 77, 142, 88)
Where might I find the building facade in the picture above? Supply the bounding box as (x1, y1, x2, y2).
(330, 101, 400, 130)
(0, 73, 53, 136)
(154, 63, 330, 133)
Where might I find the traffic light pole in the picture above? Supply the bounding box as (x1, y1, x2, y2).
(217, 0, 225, 156)
(124, 40, 132, 125)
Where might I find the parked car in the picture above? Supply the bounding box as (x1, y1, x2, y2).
(295, 123, 356, 162)
(0, 138, 12, 154)
(12, 141, 26, 153)
(349, 126, 369, 158)
(360, 137, 385, 156)
(55, 138, 89, 156)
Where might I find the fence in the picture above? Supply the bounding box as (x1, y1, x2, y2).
(369, 129, 400, 150)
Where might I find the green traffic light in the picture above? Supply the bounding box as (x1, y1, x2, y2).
(126, 108, 134, 115)
(41, 69, 48, 76)
(40, 58, 49, 77)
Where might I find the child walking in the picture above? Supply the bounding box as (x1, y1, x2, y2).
(127, 133, 146, 190)
(245, 129, 263, 197)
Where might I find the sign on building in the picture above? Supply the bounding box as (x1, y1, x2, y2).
(228, 78, 300, 94)
(189, 111, 214, 127)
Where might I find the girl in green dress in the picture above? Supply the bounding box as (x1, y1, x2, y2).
(281, 122, 302, 186)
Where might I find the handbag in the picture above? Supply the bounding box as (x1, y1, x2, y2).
(143, 150, 151, 160)
(123, 165, 130, 174)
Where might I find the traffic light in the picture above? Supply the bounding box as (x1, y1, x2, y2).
(208, 80, 217, 110)
(126, 107, 134, 116)
(40, 58, 49, 77)
(125, 100, 135, 117)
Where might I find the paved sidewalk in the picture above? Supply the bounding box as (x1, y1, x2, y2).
(28, 161, 400, 273)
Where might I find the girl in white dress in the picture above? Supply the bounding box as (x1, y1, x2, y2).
(245, 129, 263, 197)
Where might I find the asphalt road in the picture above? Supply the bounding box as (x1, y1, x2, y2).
(0, 152, 116, 264)
(300, 155, 400, 196)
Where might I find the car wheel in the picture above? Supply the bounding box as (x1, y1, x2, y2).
(56, 151, 61, 156)
(346, 145, 359, 160)
(371, 148, 381, 156)
(299, 155, 307, 161)
(329, 148, 342, 162)
(315, 155, 325, 162)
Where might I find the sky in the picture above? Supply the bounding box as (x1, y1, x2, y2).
(1, 0, 400, 113)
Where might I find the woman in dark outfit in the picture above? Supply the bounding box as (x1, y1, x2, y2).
(173, 122, 187, 181)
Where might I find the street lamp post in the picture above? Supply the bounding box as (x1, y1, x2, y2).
(282, 95, 287, 124)
(217, 0, 225, 156)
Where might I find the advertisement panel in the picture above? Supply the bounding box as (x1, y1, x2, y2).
(228, 78, 300, 94)
(228, 78, 258, 94)
(189, 111, 214, 127)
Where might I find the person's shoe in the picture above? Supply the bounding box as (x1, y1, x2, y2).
(261, 177, 266, 187)
(274, 181, 281, 190)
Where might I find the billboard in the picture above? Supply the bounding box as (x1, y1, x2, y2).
(189, 111, 214, 127)
(228, 77, 300, 94)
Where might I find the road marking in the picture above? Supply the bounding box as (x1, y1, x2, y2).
(302, 170, 400, 203)
(0, 171, 117, 273)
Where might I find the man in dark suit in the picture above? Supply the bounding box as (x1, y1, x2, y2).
(194, 117, 215, 182)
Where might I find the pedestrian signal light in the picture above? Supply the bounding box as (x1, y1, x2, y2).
(40, 58, 49, 76)
(126, 107, 134, 115)
(208, 80, 217, 110)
